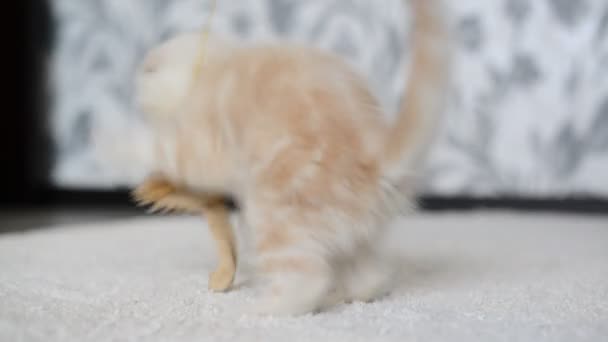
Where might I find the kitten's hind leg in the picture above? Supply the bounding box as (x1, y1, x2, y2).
(341, 243, 394, 303)
(251, 220, 333, 316)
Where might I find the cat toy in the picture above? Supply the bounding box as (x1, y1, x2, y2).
(193, 0, 217, 79)
(132, 0, 238, 292)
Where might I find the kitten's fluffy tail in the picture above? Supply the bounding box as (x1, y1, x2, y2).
(381, 0, 450, 183)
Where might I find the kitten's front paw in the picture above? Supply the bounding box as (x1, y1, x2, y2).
(208, 266, 235, 292)
(132, 176, 176, 206)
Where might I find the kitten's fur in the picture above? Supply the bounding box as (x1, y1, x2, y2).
(134, 0, 449, 315)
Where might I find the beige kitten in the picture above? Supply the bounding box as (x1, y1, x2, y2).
(134, 0, 449, 315)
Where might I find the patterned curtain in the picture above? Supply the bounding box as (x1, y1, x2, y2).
(49, 0, 608, 197)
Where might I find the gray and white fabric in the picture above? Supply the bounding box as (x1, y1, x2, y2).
(49, 0, 608, 197)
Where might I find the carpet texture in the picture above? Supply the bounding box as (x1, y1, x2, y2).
(1, 212, 607, 341)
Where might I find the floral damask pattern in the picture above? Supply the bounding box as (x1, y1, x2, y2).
(49, 0, 608, 197)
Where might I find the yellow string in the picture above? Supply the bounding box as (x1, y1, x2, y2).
(193, 0, 217, 79)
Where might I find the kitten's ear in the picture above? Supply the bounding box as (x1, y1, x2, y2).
(141, 51, 163, 74)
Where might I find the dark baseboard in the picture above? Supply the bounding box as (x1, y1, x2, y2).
(2, 189, 607, 215)
(419, 196, 608, 214)
(1, 188, 239, 211)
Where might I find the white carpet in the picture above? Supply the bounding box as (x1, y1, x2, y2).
(1, 212, 607, 342)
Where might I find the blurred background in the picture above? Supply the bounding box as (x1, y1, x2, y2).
(3, 0, 607, 231)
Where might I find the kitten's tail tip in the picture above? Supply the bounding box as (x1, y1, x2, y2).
(381, 0, 451, 183)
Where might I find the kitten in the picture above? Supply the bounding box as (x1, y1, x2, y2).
(134, 0, 449, 315)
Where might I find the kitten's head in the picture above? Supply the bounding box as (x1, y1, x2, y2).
(135, 32, 204, 119)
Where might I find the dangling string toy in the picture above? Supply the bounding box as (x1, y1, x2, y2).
(192, 0, 217, 80)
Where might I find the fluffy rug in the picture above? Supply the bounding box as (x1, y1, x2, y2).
(1, 212, 607, 342)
